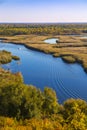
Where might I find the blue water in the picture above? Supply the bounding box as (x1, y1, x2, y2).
(44, 38, 58, 44)
(0, 42, 87, 103)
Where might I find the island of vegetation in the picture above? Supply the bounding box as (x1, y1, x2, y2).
(0, 23, 87, 129)
(0, 50, 20, 64)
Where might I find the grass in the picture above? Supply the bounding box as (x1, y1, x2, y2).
(61, 55, 76, 63)
(0, 34, 87, 71)
(0, 50, 20, 64)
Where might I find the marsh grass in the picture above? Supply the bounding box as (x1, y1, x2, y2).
(61, 55, 76, 63)
(1, 34, 87, 71)
(0, 50, 20, 64)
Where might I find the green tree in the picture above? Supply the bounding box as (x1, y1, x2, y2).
(42, 87, 59, 116)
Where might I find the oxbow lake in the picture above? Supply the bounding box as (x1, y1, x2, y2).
(0, 42, 87, 103)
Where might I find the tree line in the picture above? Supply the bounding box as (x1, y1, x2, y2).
(0, 23, 87, 35)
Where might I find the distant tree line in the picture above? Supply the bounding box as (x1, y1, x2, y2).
(0, 23, 87, 35)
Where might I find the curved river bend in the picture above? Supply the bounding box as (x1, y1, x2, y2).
(0, 42, 87, 103)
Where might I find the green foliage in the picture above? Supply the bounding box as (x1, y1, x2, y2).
(0, 69, 59, 120)
(0, 50, 20, 64)
(62, 98, 87, 130)
(19, 86, 44, 119)
(1, 70, 87, 130)
(0, 23, 86, 36)
(42, 87, 59, 115)
(0, 70, 87, 129)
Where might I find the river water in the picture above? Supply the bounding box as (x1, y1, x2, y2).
(0, 42, 87, 103)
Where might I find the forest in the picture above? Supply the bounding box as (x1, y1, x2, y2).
(0, 23, 87, 35)
(0, 67, 87, 130)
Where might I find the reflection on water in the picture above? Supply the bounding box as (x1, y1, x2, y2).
(0, 42, 87, 103)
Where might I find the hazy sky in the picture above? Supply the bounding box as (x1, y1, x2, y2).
(0, 0, 87, 23)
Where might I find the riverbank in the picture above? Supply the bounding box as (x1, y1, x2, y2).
(0, 34, 87, 72)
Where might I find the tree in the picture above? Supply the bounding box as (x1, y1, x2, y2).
(42, 87, 59, 116)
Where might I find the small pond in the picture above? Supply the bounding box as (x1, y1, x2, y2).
(44, 38, 59, 44)
(0, 42, 87, 103)
(81, 36, 87, 39)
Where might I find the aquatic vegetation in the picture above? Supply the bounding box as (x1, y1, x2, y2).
(12, 55, 20, 60)
(0, 50, 20, 64)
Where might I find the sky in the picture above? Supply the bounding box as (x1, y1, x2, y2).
(0, 0, 87, 23)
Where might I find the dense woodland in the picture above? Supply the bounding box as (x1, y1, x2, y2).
(0, 67, 87, 129)
(0, 23, 87, 35)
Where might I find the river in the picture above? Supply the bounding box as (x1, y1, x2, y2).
(0, 42, 87, 103)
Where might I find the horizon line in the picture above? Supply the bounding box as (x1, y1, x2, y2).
(0, 22, 87, 24)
